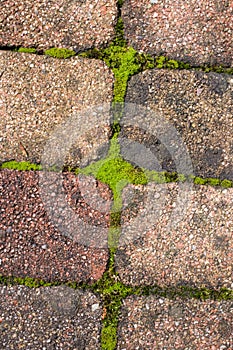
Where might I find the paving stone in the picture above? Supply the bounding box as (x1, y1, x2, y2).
(122, 0, 233, 67)
(0, 169, 111, 282)
(0, 0, 117, 51)
(123, 69, 233, 180)
(0, 50, 114, 167)
(115, 183, 233, 289)
(0, 285, 102, 349)
(117, 295, 233, 349)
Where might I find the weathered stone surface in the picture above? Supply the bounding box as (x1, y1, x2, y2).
(0, 285, 102, 349)
(0, 0, 117, 51)
(124, 69, 233, 180)
(0, 169, 111, 282)
(117, 295, 233, 349)
(122, 0, 233, 67)
(0, 51, 114, 167)
(116, 183, 233, 289)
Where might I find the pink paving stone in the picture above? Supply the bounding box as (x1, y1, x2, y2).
(0, 0, 118, 51)
(123, 69, 233, 181)
(0, 50, 114, 166)
(117, 295, 233, 349)
(122, 0, 233, 67)
(115, 182, 233, 288)
(0, 169, 112, 283)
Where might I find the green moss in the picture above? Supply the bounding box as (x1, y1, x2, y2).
(91, 250, 134, 350)
(207, 178, 221, 186)
(79, 46, 155, 103)
(0, 275, 59, 288)
(193, 177, 208, 185)
(221, 179, 233, 188)
(101, 325, 117, 350)
(113, 17, 126, 47)
(198, 65, 233, 75)
(96, 157, 147, 203)
(155, 55, 190, 70)
(1, 3, 233, 349)
(110, 211, 121, 228)
(44, 48, 76, 59)
(78, 137, 147, 200)
(103, 46, 148, 102)
(18, 47, 37, 54)
(108, 227, 121, 250)
(0, 160, 42, 171)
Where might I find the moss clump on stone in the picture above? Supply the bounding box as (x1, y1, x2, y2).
(18, 47, 37, 54)
(44, 48, 76, 59)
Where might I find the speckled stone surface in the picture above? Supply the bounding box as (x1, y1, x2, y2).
(117, 295, 233, 349)
(123, 69, 233, 180)
(0, 51, 114, 167)
(115, 183, 233, 289)
(0, 0, 118, 51)
(0, 285, 102, 349)
(0, 169, 111, 282)
(122, 0, 233, 67)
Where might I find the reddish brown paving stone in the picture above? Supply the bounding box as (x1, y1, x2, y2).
(0, 50, 114, 167)
(117, 295, 233, 349)
(123, 69, 233, 180)
(122, 0, 233, 67)
(0, 169, 112, 283)
(0, 0, 117, 51)
(115, 183, 233, 289)
(0, 285, 102, 349)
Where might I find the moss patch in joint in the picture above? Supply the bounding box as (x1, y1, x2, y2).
(44, 48, 76, 59)
(0, 275, 59, 288)
(0, 160, 42, 171)
(79, 45, 155, 103)
(18, 47, 37, 54)
(221, 179, 233, 188)
(90, 250, 134, 350)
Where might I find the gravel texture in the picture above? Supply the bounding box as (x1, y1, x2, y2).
(0, 169, 111, 282)
(124, 69, 233, 180)
(117, 295, 233, 349)
(122, 0, 233, 67)
(116, 183, 233, 288)
(0, 285, 102, 349)
(0, 0, 117, 51)
(0, 50, 114, 167)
